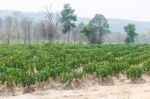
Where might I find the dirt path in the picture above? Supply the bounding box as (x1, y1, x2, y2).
(1, 75, 150, 99)
(1, 83, 150, 99)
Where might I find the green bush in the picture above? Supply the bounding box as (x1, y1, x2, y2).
(126, 67, 144, 80)
(60, 73, 74, 84)
(143, 62, 150, 74)
(96, 66, 113, 80)
(83, 63, 96, 74)
(73, 71, 85, 80)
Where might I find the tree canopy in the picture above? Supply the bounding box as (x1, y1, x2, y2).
(79, 23, 97, 44)
(90, 14, 110, 44)
(61, 4, 77, 43)
(124, 23, 138, 44)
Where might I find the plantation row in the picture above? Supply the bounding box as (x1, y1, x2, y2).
(0, 44, 150, 92)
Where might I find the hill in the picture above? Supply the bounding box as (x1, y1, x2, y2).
(0, 10, 150, 33)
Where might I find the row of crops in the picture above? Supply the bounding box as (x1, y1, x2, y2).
(1, 44, 150, 92)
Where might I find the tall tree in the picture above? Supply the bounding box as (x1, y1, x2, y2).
(0, 17, 3, 35)
(124, 23, 137, 44)
(53, 13, 60, 40)
(4, 16, 13, 44)
(12, 11, 21, 42)
(33, 21, 47, 43)
(90, 14, 110, 44)
(44, 4, 60, 43)
(61, 3, 77, 43)
(40, 21, 47, 43)
(20, 18, 32, 44)
(80, 23, 97, 44)
(0, 17, 2, 30)
(71, 27, 78, 44)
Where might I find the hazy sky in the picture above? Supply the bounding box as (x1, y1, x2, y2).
(0, 0, 150, 21)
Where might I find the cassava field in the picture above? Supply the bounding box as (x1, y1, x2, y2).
(1, 44, 150, 99)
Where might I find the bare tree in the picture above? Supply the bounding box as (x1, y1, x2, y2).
(40, 21, 47, 43)
(71, 28, 78, 43)
(0, 17, 3, 37)
(0, 17, 3, 30)
(34, 21, 47, 43)
(20, 18, 32, 44)
(53, 13, 60, 40)
(27, 21, 32, 44)
(12, 11, 21, 42)
(44, 4, 59, 43)
(4, 16, 13, 44)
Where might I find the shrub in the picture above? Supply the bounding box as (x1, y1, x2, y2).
(126, 67, 144, 80)
(83, 63, 96, 74)
(96, 66, 113, 80)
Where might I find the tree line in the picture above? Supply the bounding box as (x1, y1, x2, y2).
(0, 3, 137, 44)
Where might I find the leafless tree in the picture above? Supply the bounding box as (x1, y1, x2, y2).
(0, 17, 3, 30)
(20, 18, 32, 44)
(33, 20, 47, 43)
(39, 21, 47, 43)
(12, 11, 21, 42)
(27, 21, 32, 44)
(71, 28, 78, 43)
(4, 16, 13, 44)
(44, 4, 60, 43)
(53, 13, 60, 40)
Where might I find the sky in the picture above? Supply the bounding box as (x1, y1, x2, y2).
(0, 0, 150, 21)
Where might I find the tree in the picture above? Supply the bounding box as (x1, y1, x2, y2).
(0, 17, 3, 30)
(90, 14, 110, 44)
(77, 22, 86, 43)
(124, 23, 137, 44)
(4, 16, 13, 44)
(0, 17, 3, 36)
(44, 4, 55, 43)
(33, 21, 47, 43)
(40, 21, 47, 43)
(20, 18, 32, 44)
(53, 13, 60, 41)
(80, 23, 97, 44)
(44, 4, 60, 43)
(71, 27, 78, 44)
(61, 3, 77, 43)
(12, 11, 21, 42)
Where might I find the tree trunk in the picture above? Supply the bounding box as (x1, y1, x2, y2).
(68, 32, 70, 43)
(29, 31, 31, 44)
(74, 40, 75, 44)
(24, 33, 26, 44)
(17, 32, 20, 43)
(7, 38, 9, 44)
(17, 29, 20, 43)
(7, 32, 10, 44)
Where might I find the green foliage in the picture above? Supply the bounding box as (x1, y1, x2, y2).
(61, 3, 77, 43)
(79, 14, 110, 44)
(124, 23, 138, 44)
(83, 63, 96, 74)
(0, 44, 150, 91)
(96, 65, 113, 80)
(126, 67, 144, 80)
(111, 62, 130, 75)
(90, 14, 110, 44)
(79, 23, 97, 44)
(21, 72, 36, 88)
(73, 71, 85, 80)
(60, 72, 74, 84)
(143, 61, 150, 74)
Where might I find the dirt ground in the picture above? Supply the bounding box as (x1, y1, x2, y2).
(1, 75, 150, 99)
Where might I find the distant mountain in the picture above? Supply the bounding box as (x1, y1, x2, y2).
(77, 17, 150, 33)
(0, 10, 150, 33)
